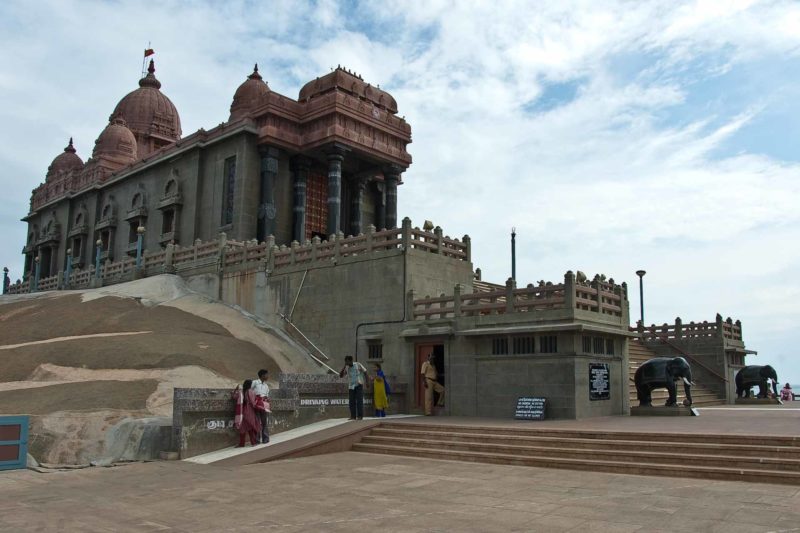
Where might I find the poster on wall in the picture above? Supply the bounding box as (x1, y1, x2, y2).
(589, 363, 610, 400)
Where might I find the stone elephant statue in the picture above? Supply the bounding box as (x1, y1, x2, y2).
(735, 365, 778, 399)
(634, 357, 693, 407)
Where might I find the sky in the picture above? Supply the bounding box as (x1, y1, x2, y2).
(1, 0, 798, 384)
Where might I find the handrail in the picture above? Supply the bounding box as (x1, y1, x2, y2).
(280, 314, 335, 373)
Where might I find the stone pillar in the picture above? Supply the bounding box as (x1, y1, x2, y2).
(291, 156, 310, 244)
(564, 271, 576, 311)
(2, 267, 8, 294)
(258, 146, 279, 242)
(375, 183, 386, 230)
(350, 177, 367, 236)
(383, 164, 402, 229)
(505, 277, 516, 313)
(326, 147, 346, 237)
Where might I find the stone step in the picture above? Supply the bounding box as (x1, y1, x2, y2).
(368, 429, 800, 459)
(352, 443, 800, 485)
(358, 436, 800, 472)
(376, 423, 800, 448)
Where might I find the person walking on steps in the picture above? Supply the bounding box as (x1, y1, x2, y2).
(340, 355, 368, 420)
(421, 353, 445, 415)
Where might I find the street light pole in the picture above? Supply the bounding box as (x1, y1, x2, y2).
(511, 227, 516, 283)
(135, 226, 146, 269)
(635, 270, 646, 326)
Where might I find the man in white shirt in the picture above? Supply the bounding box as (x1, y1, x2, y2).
(253, 369, 270, 443)
(339, 356, 368, 420)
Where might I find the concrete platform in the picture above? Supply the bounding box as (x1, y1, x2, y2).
(4, 408, 799, 531)
(3, 451, 800, 532)
(630, 405, 698, 416)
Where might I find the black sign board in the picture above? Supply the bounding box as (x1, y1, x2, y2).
(590, 363, 610, 400)
(515, 397, 546, 420)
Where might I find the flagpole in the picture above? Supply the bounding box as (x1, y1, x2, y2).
(141, 41, 151, 78)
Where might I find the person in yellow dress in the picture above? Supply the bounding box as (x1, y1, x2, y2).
(373, 363, 390, 417)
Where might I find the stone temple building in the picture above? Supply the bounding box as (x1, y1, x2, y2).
(10, 59, 752, 421)
(22, 60, 411, 280)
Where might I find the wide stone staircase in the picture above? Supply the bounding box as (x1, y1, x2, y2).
(352, 421, 800, 484)
(628, 337, 725, 407)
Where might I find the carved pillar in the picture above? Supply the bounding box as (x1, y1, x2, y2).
(383, 164, 402, 229)
(326, 147, 346, 237)
(291, 156, 311, 243)
(350, 177, 367, 236)
(258, 146, 279, 242)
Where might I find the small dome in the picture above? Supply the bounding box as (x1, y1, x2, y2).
(299, 66, 398, 114)
(46, 138, 84, 182)
(229, 64, 270, 121)
(112, 59, 181, 153)
(93, 116, 138, 163)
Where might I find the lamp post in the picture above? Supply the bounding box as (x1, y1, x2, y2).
(95, 239, 103, 279)
(511, 227, 516, 283)
(2, 267, 9, 294)
(135, 225, 146, 269)
(64, 248, 72, 289)
(635, 270, 646, 326)
(33, 256, 41, 292)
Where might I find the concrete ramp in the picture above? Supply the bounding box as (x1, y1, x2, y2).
(185, 416, 417, 466)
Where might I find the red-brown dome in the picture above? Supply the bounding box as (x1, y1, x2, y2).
(92, 117, 138, 163)
(299, 66, 398, 114)
(229, 64, 270, 121)
(46, 138, 84, 182)
(111, 59, 181, 154)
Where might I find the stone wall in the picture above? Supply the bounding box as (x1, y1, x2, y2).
(172, 374, 407, 458)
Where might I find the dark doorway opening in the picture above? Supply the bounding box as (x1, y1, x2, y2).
(415, 343, 445, 409)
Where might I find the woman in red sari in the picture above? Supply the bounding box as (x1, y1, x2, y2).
(232, 379, 262, 447)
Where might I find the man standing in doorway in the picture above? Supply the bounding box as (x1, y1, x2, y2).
(340, 356, 368, 420)
(421, 353, 445, 415)
(253, 369, 270, 443)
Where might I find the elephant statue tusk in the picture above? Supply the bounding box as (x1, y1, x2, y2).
(682, 377, 694, 387)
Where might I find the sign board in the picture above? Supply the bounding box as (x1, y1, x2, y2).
(515, 397, 546, 420)
(590, 363, 610, 400)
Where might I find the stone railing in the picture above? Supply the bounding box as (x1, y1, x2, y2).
(634, 314, 742, 342)
(4, 218, 469, 295)
(222, 217, 469, 272)
(411, 271, 627, 320)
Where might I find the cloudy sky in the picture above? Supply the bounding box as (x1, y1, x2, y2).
(1, 0, 798, 384)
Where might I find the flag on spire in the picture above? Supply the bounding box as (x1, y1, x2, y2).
(144, 48, 155, 57)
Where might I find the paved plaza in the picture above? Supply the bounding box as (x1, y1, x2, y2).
(2, 447, 799, 532)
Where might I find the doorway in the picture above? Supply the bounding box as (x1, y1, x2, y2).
(415, 343, 445, 409)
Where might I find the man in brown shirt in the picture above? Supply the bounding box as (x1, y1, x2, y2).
(420, 353, 445, 415)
